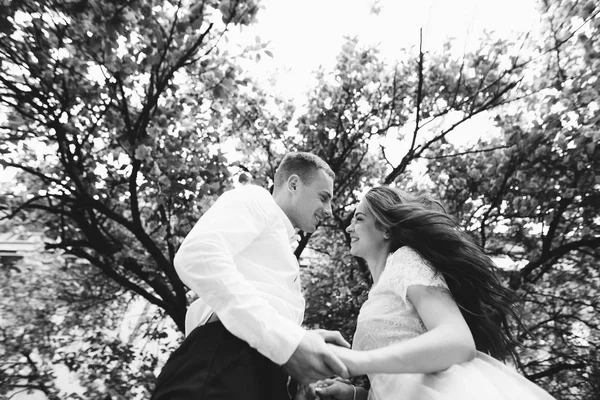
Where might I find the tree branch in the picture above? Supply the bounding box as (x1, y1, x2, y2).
(525, 362, 586, 381)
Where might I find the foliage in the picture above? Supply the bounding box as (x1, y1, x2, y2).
(0, 0, 598, 397)
(0, 0, 265, 396)
(397, 0, 600, 396)
(290, 34, 523, 258)
(298, 1, 599, 398)
(0, 0, 266, 333)
(0, 236, 168, 399)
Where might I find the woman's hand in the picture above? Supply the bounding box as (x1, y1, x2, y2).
(312, 378, 356, 400)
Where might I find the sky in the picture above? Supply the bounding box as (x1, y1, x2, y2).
(229, 0, 539, 100)
(8, 0, 540, 398)
(0, 0, 540, 183)
(221, 0, 540, 166)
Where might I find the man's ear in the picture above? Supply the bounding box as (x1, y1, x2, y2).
(287, 174, 300, 192)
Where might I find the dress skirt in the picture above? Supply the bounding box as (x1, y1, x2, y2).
(369, 352, 554, 400)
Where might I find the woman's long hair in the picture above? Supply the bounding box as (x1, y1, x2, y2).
(363, 186, 520, 360)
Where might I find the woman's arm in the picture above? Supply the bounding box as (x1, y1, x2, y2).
(332, 285, 477, 375)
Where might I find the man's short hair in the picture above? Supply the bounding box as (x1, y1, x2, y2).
(274, 152, 335, 188)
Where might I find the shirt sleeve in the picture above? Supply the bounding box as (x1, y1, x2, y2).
(173, 186, 305, 365)
(386, 247, 449, 304)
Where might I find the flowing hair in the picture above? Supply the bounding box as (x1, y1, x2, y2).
(363, 186, 520, 360)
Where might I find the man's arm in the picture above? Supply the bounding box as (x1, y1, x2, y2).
(176, 187, 350, 381)
(174, 187, 304, 364)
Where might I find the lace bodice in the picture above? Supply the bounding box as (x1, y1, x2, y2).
(353, 246, 448, 352)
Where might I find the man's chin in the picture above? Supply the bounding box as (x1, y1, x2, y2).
(302, 224, 317, 234)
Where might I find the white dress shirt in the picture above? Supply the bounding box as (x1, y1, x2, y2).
(174, 184, 306, 365)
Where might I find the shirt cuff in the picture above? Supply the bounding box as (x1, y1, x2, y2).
(264, 320, 306, 365)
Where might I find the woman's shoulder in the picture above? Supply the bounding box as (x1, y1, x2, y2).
(392, 246, 420, 257)
(386, 246, 447, 296)
(387, 246, 439, 278)
(388, 246, 428, 266)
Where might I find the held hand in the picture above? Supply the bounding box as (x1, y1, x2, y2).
(283, 331, 350, 384)
(313, 378, 356, 400)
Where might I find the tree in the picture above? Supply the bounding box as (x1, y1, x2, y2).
(2, 0, 597, 397)
(425, 125, 598, 397)
(422, 0, 600, 396)
(293, 30, 527, 267)
(0, 0, 265, 333)
(0, 0, 273, 396)
(298, 2, 599, 397)
(290, 33, 525, 256)
(0, 229, 163, 399)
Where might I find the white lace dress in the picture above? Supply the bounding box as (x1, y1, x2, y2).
(353, 246, 555, 400)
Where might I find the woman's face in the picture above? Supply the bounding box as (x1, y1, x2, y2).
(346, 199, 388, 260)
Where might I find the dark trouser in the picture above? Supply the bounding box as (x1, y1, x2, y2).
(150, 321, 292, 400)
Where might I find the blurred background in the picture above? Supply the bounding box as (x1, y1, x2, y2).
(0, 0, 598, 398)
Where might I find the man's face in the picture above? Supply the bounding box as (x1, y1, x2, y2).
(289, 169, 334, 233)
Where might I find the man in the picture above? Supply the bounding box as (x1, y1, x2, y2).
(151, 152, 350, 399)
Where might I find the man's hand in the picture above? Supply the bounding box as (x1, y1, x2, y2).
(314, 329, 351, 348)
(283, 331, 350, 384)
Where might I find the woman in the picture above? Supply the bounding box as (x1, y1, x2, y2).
(313, 186, 554, 400)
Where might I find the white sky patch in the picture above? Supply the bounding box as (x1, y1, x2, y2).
(87, 64, 108, 85)
(50, 47, 70, 61)
(567, 320, 591, 347)
(525, 221, 545, 236)
(227, 0, 538, 100)
(374, 108, 504, 170)
(492, 254, 519, 271)
(222, 0, 537, 169)
(12, 10, 33, 25)
(0, 166, 17, 183)
(8, 389, 47, 400)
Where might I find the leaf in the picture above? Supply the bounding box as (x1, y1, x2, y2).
(212, 84, 226, 99)
(191, 17, 202, 30)
(146, 53, 161, 65)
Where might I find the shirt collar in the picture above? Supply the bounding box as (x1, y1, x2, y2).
(274, 203, 298, 243)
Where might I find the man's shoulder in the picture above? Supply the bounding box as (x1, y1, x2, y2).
(220, 184, 274, 206)
(230, 184, 271, 198)
(199, 185, 276, 222)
